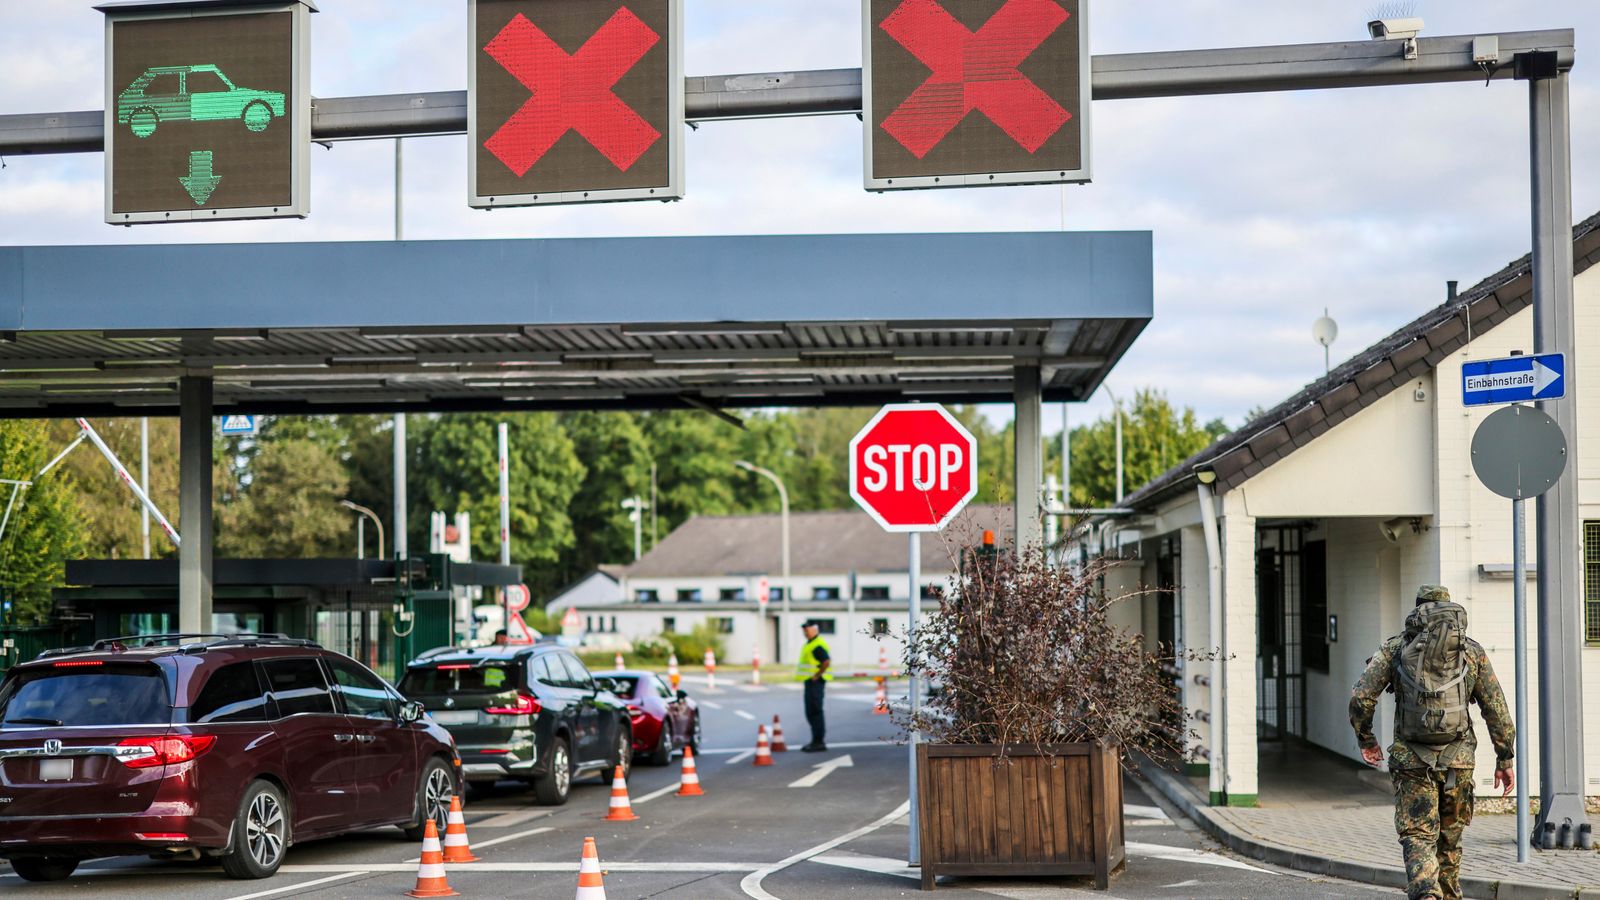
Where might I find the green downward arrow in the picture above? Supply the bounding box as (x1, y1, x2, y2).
(180, 150, 221, 205)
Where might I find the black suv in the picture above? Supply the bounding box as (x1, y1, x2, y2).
(397, 644, 631, 805)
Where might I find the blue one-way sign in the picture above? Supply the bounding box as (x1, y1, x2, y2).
(1461, 353, 1565, 407)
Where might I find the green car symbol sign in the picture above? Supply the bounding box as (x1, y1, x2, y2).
(117, 64, 285, 138)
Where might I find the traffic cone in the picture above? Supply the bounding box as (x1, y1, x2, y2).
(575, 836, 607, 900)
(874, 677, 890, 715)
(754, 725, 774, 766)
(668, 653, 681, 690)
(441, 795, 478, 863)
(770, 715, 788, 752)
(614, 651, 624, 671)
(751, 646, 762, 686)
(405, 818, 458, 898)
(676, 746, 704, 796)
(878, 644, 890, 674)
(603, 765, 638, 821)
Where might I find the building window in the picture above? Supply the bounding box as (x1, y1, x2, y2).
(770, 587, 785, 601)
(662, 617, 676, 634)
(719, 588, 746, 601)
(676, 589, 703, 603)
(636, 589, 659, 603)
(920, 584, 942, 600)
(813, 586, 841, 600)
(586, 616, 595, 632)
(609, 616, 618, 633)
(1585, 521, 1600, 644)
(871, 617, 890, 636)
(861, 586, 890, 600)
(812, 619, 836, 634)
(712, 617, 735, 634)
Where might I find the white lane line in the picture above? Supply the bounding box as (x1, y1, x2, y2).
(811, 853, 916, 880)
(739, 800, 910, 900)
(223, 871, 366, 900)
(724, 749, 755, 765)
(1123, 803, 1171, 822)
(698, 739, 886, 755)
(734, 709, 756, 721)
(787, 754, 853, 788)
(698, 700, 725, 710)
(473, 809, 552, 829)
(279, 862, 760, 873)
(1124, 841, 1270, 873)
(408, 824, 554, 860)
(632, 782, 683, 805)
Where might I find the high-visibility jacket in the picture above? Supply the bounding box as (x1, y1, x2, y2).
(795, 636, 834, 681)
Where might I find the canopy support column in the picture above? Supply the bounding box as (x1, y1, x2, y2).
(1014, 366, 1043, 554)
(178, 376, 213, 635)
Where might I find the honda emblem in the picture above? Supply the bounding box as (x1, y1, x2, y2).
(43, 739, 61, 756)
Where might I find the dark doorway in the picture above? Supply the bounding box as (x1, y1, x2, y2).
(1256, 526, 1305, 742)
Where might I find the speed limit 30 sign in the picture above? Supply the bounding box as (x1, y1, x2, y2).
(849, 403, 979, 532)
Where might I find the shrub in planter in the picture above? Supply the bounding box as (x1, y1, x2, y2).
(897, 547, 1197, 891)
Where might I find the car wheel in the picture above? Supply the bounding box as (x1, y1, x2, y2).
(220, 780, 288, 879)
(402, 759, 455, 842)
(9, 857, 78, 883)
(533, 736, 572, 805)
(242, 101, 272, 132)
(690, 712, 704, 754)
(605, 725, 633, 781)
(130, 108, 158, 138)
(646, 724, 673, 766)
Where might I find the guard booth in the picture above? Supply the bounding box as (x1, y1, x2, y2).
(47, 554, 520, 682)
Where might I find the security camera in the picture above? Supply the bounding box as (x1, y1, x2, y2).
(1368, 17, 1424, 41)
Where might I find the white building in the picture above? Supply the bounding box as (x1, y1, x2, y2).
(1081, 211, 1600, 807)
(550, 506, 1010, 667)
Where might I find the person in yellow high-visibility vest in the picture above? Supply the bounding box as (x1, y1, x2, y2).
(796, 620, 833, 752)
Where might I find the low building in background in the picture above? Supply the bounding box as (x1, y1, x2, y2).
(549, 506, 1009, 667)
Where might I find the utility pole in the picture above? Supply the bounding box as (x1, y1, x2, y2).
(735, 460, 790, 662)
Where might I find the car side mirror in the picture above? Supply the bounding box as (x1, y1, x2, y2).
(400, 700, 424, 723)
(676, 690, 688, 702)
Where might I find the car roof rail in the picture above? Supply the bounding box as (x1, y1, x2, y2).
(80, 633, 321, 654)
(35, 644, 96, 659)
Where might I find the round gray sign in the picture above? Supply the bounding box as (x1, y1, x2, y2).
(1470, 405, 1567, 500)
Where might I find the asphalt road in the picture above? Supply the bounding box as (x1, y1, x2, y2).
(0, 676, 1402, 899)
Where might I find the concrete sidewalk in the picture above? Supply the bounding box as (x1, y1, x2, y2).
(1142, 758, 1600, 899)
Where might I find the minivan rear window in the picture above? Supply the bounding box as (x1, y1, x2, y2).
(0, 664, 171, 728)
(400, 663, 521, 695)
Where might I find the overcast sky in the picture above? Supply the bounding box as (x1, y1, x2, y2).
(1, 1, 1595, 435)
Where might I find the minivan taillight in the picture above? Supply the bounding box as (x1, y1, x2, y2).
(484, 694, 541, 716)
(117, 735, 217, 769)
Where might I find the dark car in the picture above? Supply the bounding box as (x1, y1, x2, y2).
(397, 644, 631, 806)
(596, 670, 701, 766)
(0, 634, 459, 882)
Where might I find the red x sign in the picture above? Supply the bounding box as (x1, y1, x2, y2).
(484, 7, 662, 174)
(880, 0, 1070, 159)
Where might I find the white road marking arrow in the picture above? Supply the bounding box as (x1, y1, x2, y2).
(1534, 358, 1562, 396)
(788, 754, 854, 788)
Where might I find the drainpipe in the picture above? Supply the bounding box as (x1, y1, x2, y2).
(1195, 474, 1226, 805)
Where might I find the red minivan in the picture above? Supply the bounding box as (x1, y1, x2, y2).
(0, 634, 460, 882)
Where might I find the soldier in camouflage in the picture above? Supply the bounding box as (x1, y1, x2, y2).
(1351, 585, 1516, 900)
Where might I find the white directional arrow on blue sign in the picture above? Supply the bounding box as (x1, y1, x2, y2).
(1461, 353, 1565, 407)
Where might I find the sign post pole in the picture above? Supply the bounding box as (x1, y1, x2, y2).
(907, 530, 921, 867)
(1513, 493, 1529, 862)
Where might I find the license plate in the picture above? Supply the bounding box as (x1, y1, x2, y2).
(38, 759, 72, 781)
(428, 710, 478, 725)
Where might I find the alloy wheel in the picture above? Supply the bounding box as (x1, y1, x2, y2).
(552, 744, 570, 798)
(424, 767, 453, 834)
(246, 791, 285, 870)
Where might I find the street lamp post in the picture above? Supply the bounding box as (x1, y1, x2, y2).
(1102, 385, 1125, 503)
(621, 496, 648, 561)
(340, 500, 384, 562)
(735, 460, 789, 663)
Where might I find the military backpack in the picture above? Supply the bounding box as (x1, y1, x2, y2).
(1395, 600, 1472, 745)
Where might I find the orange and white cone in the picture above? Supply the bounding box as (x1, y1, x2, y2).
(405, 818, 459, 897)
(879, 644, 891, 675)
(614, 652, 624, 671)
(873, 677, 890, 715)
(676, 746, 704, 796)
(575, 836, 607, 900)
(751, 646, 762, 685)
(753, 725, 774, 766)
(668, 653, 681, 690)
(603, 765, 638, 821)
(770, 715, 788, 752)
(441, 795, 478, 863)
(704, 648, 717, 691)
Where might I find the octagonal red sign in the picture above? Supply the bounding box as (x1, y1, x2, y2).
(849, 403, 978, 533)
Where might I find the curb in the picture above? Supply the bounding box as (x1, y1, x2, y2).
(1139, 762, 1590, 900)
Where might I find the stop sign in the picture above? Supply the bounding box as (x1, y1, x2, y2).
(849, 403, 978, 532)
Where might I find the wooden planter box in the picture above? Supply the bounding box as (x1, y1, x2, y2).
(916, 741, 1125, 891)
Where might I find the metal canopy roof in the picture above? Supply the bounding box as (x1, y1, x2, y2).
(0, 231, 1151, 417)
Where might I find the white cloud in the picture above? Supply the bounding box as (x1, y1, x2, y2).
(1, 0, 1596, 430)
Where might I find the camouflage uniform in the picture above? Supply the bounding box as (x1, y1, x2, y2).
(1350, 586, 1515, 900)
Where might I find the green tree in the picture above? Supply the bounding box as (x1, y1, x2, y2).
(410, 413, 583, 597)
(559, 412, 650, 583)
(637, 411, 744, 535)
(214, 434, 352, 558)
(1059, 389, 1226, 508)
(47, 418, 180, 560)
(0, 421, 86, 623)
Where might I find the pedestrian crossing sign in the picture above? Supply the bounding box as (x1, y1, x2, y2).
(219, 414, 257, 436)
